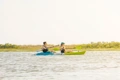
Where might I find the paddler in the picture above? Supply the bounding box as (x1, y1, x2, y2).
(60, 42, 66, 54)
(41, 42, 49, 53)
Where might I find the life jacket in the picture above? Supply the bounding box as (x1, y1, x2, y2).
(60, 46, 65, 53)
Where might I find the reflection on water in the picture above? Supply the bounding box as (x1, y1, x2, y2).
(0, 51, 120, 80)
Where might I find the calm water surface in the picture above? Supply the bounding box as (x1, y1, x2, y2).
(0, 51, 120, 80)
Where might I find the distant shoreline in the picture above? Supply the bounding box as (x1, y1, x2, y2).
(1, 42, 120, 52)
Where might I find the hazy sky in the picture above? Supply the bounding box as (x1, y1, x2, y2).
(0, 0, 120, 44)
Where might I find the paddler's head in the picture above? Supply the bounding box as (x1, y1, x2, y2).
(43, 42, 47, 46)
(61, 42, 65, 46)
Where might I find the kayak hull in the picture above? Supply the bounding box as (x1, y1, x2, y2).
(36, 51, 54, 55)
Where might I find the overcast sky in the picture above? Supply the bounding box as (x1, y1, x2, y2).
(0, 0, 120, 45)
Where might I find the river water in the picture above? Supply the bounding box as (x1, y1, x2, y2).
(0, 51, 120, 80)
